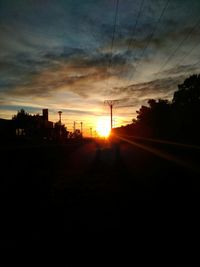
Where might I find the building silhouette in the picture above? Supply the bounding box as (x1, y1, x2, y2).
(0, 109, 69, 141)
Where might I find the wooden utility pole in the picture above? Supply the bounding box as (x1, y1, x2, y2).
(58, 111, 62, 124)
(104, 100, 120, 130)
(80, 122, 83, 135)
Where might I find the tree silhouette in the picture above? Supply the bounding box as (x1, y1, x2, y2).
(135, 99, 171, 138)
(12, 109, 32, 135)
(12, 109, 31, 124)
(171, 74, 200, 142)
(114, 74, 200, 144)
(54, 121, 69, 139)
(173, 74, 200, 107)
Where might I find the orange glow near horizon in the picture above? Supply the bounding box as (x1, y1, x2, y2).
(96, 117, 111, 138)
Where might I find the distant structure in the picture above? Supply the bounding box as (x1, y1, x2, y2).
(58, 111, 62, 124)
(43, 109, 49, 121)
(73, 121, 76, 133)
(80, 122, 83, 135)
(104, 100, 120, 130)
(0, 108, 69, 141)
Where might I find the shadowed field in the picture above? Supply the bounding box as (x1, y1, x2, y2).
(1, 138, 200, 249)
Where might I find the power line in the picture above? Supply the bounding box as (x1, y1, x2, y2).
(112, 0, 145, 93)
(116, 2, 200, 96)
(107, 0, 120, 71)
(156, 17, 200, 75)
(168, 34, 200, 68)
(104, 0, 120, 97)
(127, 0, 145, 51)
(129, 0, 170, 79)
(110, 0, 169, 100)
(111, 0, 170, 112)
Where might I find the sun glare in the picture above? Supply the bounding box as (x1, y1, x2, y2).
(96, 117, 111, 138)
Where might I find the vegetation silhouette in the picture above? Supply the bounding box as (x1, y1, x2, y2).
(113, 74, 200, 145)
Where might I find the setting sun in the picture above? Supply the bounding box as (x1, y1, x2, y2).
(96, 117, 111, 137)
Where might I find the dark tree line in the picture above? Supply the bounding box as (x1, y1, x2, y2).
(113, 74, 200, 144)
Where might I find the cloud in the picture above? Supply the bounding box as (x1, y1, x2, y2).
(0, 48, 131, 99)
(157, 64, 200, 77)
(1, 0, 200, 123)
(112, 75, 188, 103)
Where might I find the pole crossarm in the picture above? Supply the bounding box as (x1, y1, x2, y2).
(104, 99, 120, 106)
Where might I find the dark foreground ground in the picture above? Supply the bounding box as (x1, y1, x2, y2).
(0, 138, 200, 261)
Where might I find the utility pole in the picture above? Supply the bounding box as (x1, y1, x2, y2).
(80, 122, 83, 135)
(73, 121, 76, 133)
(104, 100, 120, 130)
(58, 111, 62, 124)
(58, 111, 62, 137)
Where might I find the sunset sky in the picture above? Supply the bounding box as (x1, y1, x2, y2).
(1, 0, 200, 135)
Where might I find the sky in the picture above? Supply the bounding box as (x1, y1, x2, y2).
(1, 0, 200, 135)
